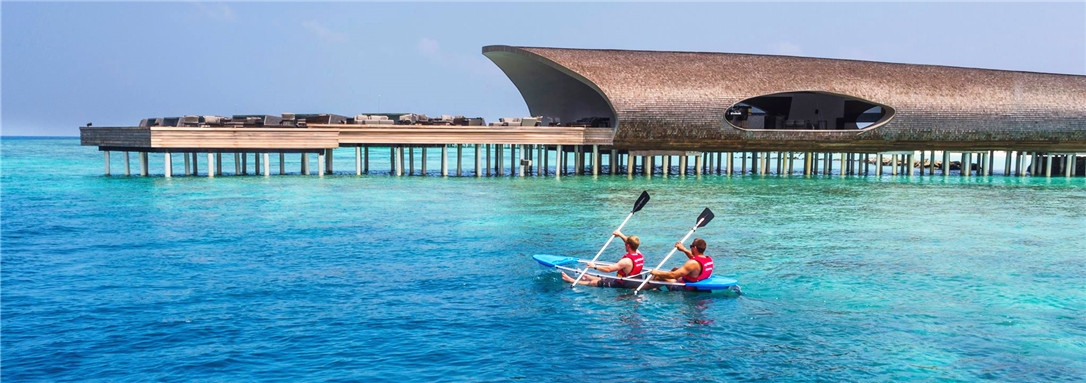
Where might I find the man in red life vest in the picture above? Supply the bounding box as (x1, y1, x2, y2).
(561, 230, 645, 288)
(649, 238, 713, 286)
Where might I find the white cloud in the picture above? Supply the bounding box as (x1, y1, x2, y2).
(770, 42, 803, 56)
(418, 38, 441, 59)
(416, 38, 500, 78)
(191, 2, 235, 22)
(302, 21, 348, 44)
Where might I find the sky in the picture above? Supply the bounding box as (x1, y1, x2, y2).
(2, 2, 1085, 136)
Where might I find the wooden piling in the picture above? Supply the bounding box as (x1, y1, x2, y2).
(164, 152, 172, 178)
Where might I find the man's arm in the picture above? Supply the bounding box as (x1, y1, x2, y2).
(589, 258, 630, 273)
(649, 259, 699, 280)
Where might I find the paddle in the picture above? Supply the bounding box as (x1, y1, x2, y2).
(633, 208, 715, 295)
(570, 191, 651, 287)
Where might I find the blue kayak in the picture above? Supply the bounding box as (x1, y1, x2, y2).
(532, 254, 740, 293)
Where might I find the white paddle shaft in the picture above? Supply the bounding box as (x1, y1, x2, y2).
(570, 211, 635, 287)
(633, 218, 705, 295)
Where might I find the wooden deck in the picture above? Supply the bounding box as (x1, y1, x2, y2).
(80, 125, 614, 151)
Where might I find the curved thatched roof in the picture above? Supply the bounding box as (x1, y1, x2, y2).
(484, 45, 1086, 152)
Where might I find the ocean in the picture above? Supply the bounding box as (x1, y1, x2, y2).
(2, 137, 1084, 382)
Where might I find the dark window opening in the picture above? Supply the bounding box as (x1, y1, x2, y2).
(726, 92, 891, 130)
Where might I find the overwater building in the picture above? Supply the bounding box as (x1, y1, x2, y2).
(81, 45, 1086, 178)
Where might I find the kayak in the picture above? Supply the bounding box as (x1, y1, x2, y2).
(532, 254, 741, 293)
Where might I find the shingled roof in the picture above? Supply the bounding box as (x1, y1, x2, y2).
(484, 45, 1086, 152)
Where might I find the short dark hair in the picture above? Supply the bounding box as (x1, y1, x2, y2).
(691, 238, 707, 253)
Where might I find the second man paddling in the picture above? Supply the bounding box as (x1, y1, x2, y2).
(649, 238, 714, 287)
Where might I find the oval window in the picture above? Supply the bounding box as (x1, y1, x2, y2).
(725, 91, 893, 131)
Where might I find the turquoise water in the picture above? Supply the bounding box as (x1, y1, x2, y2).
(3, 137, 1085, 381)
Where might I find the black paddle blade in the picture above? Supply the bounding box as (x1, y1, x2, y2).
(696, 208, 715, 228)
(631, 190, 650, 213)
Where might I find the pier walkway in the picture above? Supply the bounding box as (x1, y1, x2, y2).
(81, 124, 1084, 179)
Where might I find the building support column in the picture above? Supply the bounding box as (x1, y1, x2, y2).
(1045, 154, 1053, 178)
(421, 147, 428, 176)
(408, 147, 415, 176)
(164, 152, 172, 178)
(103, 151, 112, 176)
(696, 153, 704, 176)
(986, 151, 994, 176)
(138, 152, 149, 176)
(475, 145, 482, 178)
(573, 146, 582, 175)
(1005, 151, 1014, 176)
(355, 147, 362, 175)
(555, 145, 563, 179)
(962, 152, 971, 177)
(941, 151, 950, 176)
(609, 150, 617, 175)
(206, 153, 214, 178)
(457, 144, 464, 176)
(541, 146, 549, 177)
(318, 151, 326, 177)
(497, 144, 504, 176)
(840, 153, 847, 178)
(326, 149, 333, 175)
(1065, 154, 1074, 178)
(521, 144, 529, 177)
(301, 153, 310, 175)
(441, 146, 448, 177)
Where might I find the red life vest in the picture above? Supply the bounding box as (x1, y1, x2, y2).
(617, 252, 644, 277)
(682, 255, 714, 283)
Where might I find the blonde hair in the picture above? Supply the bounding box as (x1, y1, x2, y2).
(625, 235, 641, 251)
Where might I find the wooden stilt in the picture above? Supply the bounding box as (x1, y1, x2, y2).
(164, 152, 172, 177)
(555, 145, 563, 178)
(475, 145, 482, 177)
(442, 146, 448, 177)
(1045, 153, 1053, 178)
